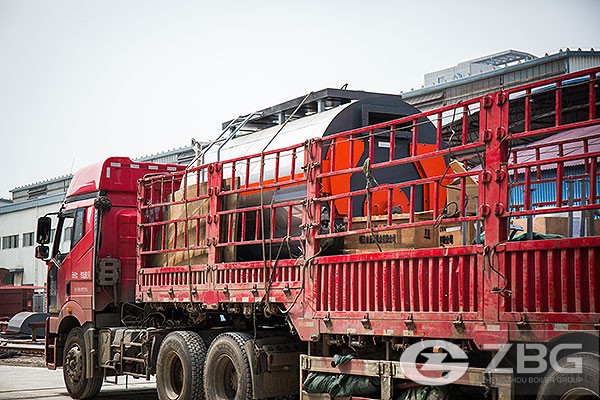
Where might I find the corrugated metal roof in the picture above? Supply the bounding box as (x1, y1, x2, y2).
(567, 55, 600, 73)
(512, 125, 600, 170)
(10, 175, 72, 193)
(405, 52, 567, 97)
(0, 193, 65, 214)
(135, 145, 195, 163)
(400, 90, 445, 107)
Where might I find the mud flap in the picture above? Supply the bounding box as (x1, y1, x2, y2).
(83, 327, 96, 379)
(244, 336, 303, 399)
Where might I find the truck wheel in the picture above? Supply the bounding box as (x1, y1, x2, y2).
(537, 352, 599, 399)
(156, 331, 207, 400)
(204, 332, 253, 400)
(63, 327, 103, 399)
(199, 329, 223, 347)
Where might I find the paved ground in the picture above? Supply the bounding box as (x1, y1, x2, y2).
(0, 365, 157, 399)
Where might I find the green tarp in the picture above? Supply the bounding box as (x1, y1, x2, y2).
(302, 354, 380, 397)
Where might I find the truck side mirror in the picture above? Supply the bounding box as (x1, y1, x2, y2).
(36, 216, 52, 244)
(35, 245, 49, 260)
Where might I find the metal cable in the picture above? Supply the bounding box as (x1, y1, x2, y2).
(259, 91, 314, 313)
(362, 158, 383, 252)
(182, 173, 195, 306)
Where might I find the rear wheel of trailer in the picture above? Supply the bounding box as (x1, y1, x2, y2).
(204, 332, 254, 400)
(156, 331, 207, 400)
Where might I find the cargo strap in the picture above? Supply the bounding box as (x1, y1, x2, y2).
(362, 158, 382, 252)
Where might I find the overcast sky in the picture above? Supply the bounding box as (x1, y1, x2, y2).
(0, 0, 598, 198)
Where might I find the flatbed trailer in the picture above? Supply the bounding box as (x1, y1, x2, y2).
(39, 68, 599, 399)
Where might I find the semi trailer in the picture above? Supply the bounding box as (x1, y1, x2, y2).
(35, 68, 600, 400)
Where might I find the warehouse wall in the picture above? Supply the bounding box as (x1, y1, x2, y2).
(0, 201, 59, 286)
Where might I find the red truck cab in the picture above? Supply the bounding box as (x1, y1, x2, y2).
(36, 157, 183, 370)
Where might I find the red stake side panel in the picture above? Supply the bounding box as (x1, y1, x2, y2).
(137, 67, 600, 346)
(500, 238, 600, 343)
(299, 246, 487, 343)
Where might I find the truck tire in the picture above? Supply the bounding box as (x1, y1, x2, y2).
(199, 329, 223, 347)
(204, 332, 253, 400)
(63, 327, 103, 399)
(156, 331, 207, 400)
(537, 352, 599, 399)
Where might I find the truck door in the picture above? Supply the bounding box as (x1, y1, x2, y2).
(48, 213, 73, 313)
(50, 207, 94, 315)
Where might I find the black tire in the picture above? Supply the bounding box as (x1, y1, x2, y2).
(63, 327, 103, 399)
(156, 331, 207, 400)
(204, 332, 253, 400)
(199, 329, 224, 347)
(537, 352, 600, 399)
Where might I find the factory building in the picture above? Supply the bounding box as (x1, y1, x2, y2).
(403, 49, 600, 111)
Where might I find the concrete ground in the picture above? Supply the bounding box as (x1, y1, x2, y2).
(0, 365, 157, 399)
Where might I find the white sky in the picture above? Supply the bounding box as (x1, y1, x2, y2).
(0, 0, 599, 198)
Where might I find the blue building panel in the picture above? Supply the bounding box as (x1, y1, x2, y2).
(510, 164, 600, 211)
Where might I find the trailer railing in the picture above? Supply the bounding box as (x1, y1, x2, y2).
(136, 67, 600, 343)
(217, 142, 307, 249)
(496, 69, 600, 335)
(313, 93, 485, 246)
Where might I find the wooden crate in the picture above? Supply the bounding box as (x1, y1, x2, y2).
(150, 178, 239, 266)
(446, 184, 478, 215)
(446, 160, 478, 215)
(344, 212, 437, 252)
(511, 215, 600, 237)
(511, 216, 568, 237)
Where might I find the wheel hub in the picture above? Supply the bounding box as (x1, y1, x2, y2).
(229, 368, 237, 391)
(65, 344, 83, 382)
(165, 351, 184, 398)
(215, 355, 238, 398)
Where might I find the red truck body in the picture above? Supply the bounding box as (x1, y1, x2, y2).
(41, 68, 600, 400)
(136, 68, 600, 344)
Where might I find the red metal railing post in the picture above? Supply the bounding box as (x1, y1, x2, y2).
(462, 105, 469, 145)
(207, 163, 223, 267)
(300, 139, 323, 324)
(524, 89, 531, 132)
(304, 138, 323, 260)
(555, 81, 562, 127)
(482, 91, 510, 243)
(590, 72, 597, 120)
(136, 180, 145, 300)
(480, 90, 510, 322)
(436, 112, 443, 151)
